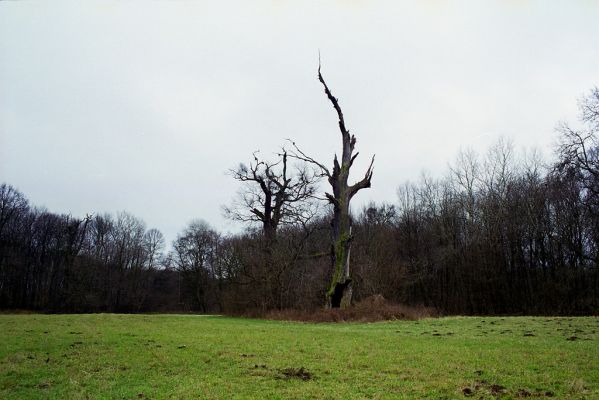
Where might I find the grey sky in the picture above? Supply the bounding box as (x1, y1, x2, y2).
(1, 1, 598, 245)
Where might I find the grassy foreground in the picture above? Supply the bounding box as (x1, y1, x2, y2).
(0, 315, 598, 399)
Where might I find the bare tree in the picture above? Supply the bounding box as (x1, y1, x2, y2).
(581, 87, 599, 129)
(555, 91, 599, 204)
(224, 150, 322, 310)
(0, 184, 29, 242)
(144, 228, 165, 269)
(554, 87, 599, 265)
(291, 65, 374, 308)
(172, 220, 221, 312)
(224, 150, 320, 242)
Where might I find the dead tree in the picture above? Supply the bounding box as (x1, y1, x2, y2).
(291, 65, 374, 308)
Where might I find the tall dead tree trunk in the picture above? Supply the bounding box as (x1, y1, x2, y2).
(320, 68, 374, 308)
(291, 65, 374, 308)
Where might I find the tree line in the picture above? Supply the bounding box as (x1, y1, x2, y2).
(1, 87, 598, 315)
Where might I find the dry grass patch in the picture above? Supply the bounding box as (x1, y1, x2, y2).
(253, 295, 436, 322)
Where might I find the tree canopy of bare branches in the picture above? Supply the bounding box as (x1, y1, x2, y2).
(224, 150, 321, 241)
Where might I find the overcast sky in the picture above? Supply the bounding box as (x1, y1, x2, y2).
(1, 1, 598, 245)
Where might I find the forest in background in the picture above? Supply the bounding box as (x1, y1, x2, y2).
(1, 88, 598, 315)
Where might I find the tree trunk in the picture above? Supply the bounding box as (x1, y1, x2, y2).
(328, 221, 352, 308)
(316, 66, 374, 309)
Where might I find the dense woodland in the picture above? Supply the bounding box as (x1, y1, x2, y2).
(1, 88, 598, 315)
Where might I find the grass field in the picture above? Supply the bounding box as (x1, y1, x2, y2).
(1, 314, 598, 399)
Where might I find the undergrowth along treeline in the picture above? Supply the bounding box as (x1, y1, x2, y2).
(1, 88, 598, 315)
(249, 295, 437, 323)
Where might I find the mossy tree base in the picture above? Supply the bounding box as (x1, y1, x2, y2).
(327, 278, 353, 309)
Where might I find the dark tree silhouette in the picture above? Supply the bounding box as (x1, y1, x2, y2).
(224, 150, 320, 242)
(224, 150, 322, 310)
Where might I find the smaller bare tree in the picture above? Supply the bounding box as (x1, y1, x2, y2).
(224, 149, 323, 310)
(224, 150, 321, 241)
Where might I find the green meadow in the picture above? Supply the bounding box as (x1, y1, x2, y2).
(1, 314, 598, 399)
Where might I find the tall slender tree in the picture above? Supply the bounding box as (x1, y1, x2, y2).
(292, 64, 374, 308)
